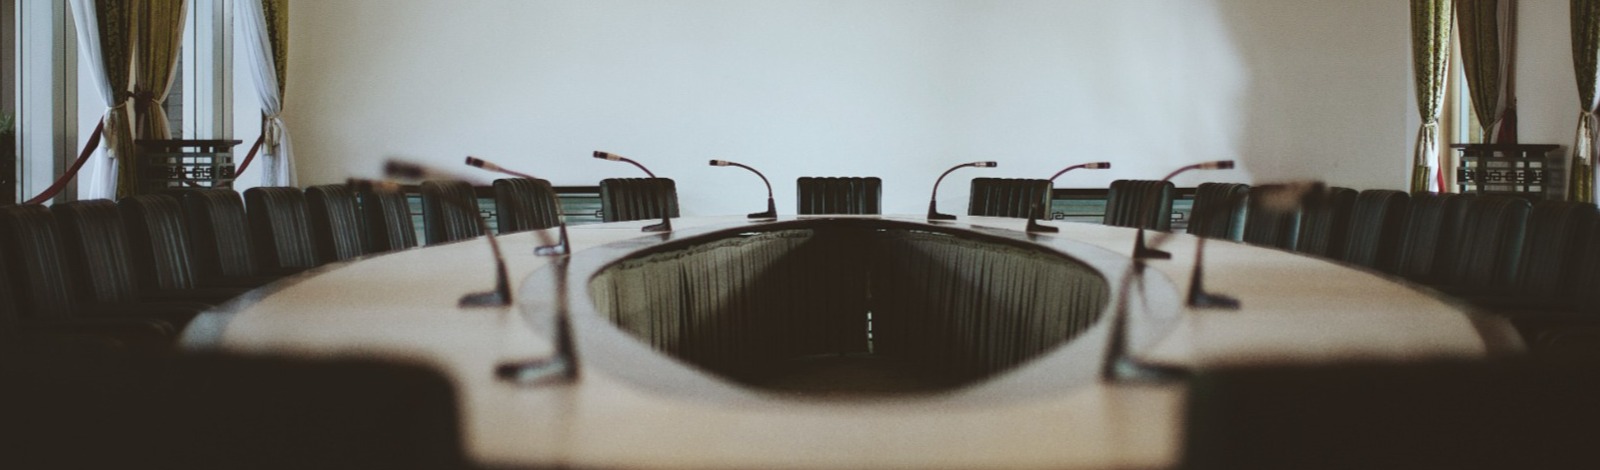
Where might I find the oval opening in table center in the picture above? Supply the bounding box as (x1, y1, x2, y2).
(581, 221, 1120, 398)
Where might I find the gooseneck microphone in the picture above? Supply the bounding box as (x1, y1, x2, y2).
(348, 168, 514, 308)
(594, 150, 671, 232)
(464, 155, 571, 256)
(496, 256, 579, 385)
(1100, 258, 1190, 383)
(1133, 160, 1236, 259)
(1184, 180, 1327, 310)
(709, 159, 778, 219)
(928, 161, 998, 221)
(1028, 161, 1114, 233)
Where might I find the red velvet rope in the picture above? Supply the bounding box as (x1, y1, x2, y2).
(234, 133, 265, 176)
(23, 120, 105, 205)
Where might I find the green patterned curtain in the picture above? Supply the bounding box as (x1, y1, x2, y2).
(263, 0, 287, 98)
(1455, 0, 1518, 144)
(1570, 0, 1600, 202)
(93, 0, 137, 198)
(1411, 0, 1453, 193)
(132, 0, 188, 140)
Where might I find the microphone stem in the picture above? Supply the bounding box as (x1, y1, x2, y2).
(618, 158, 658, 178)
(1048, 163, 1089, 182)
(929, 163, 970, 204)
(727, 161, 775, 199)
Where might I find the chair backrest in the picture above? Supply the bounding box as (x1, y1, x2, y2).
(358, 186, 418, 254)
(0, 204, 80, 320)
(182, 188, 261, 279)
(54, 200, 141, 305)
(599, 177, 680, 222)
(120, 195, 202, 291)
(967, 177, 1051, 219)
(1187, 182, 1250, 240)
(1340, 189, 1410, 271)
(1241, 184, 1303, 250)
(420, 180, 483, 245)
(305, 184, 366, 263)
(1517, 201, 1598, 299)
(1393, 193, 1466, 282)
(1428, 193, 1479, 279)
(493, 177, 562, 233)
(796, 177, 882, 215)
(244, 187, 319, 271)
(1183, 359, 1600, 470)
(1103, 179, 1175, 230)
(1294, 186, 1358, 259)
(1441, 195, 1530, 290)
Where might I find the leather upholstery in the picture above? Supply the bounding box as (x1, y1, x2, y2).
(796, 177, 882, 215)
(493, 177, 562, 233)
(967, 178, 1051, 219)
(1103, 179, 1174, 231)
(599, 177, 680, 222)
(359, 186, 418, 253)
(1188, 182, 1250, 241)
(182, 189, 261, 279)
(120, 195, 202, 291)
(0, 205, 79, 320)
(1242, 184, 1303, 250)
(1516, 201, 1598, 299)
(420, 180, 483, 245)
(245, 187, 320, 270)
(1440, 195, 1530, 291)
(1341, 190, 1410, 272)
(306, 184, 366, 263)
(1295, 187, 1357, 259)
(53, 200, 141, 305)
(1428, 193, 1480, 282)
(1394, 193, 1470, 282)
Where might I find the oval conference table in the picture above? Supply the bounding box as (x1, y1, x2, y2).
(181, 215, 1519, 470)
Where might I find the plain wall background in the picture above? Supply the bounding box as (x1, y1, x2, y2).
(284, 0, 1425, 216)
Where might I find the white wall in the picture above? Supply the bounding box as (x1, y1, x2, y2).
(286, 0, 1414, 216)
(1517, 1, 1577, 152)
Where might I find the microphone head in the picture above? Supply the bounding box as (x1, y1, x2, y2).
(709, 159, 731, 167)
(1200, 160, 1236, 170)
(973, 161, 999, 168)
(383, 160, 428, 180)
(1086, 162, 1112, 169)
(464, 156, 487, 168)
(594, 151, 622, 161)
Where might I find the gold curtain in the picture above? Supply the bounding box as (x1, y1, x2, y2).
(132, 0, 188, 140)
(1411, 0, 1453, 194)
(1570, 0, 1600, 202)
(1455, 0, 1517, 143)
(263, 0, 287, 98)
(88, 0, 138, 198)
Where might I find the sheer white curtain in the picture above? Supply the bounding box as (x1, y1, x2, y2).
(69, 0, 124, 200)
(237, 0, 294, 186)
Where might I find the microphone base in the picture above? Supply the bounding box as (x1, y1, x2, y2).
(459, 290, 510, 308)
(928, 210, 957, 222)
(1132, 229, 1171, 259)
(1025, 213, 1058, 233)
(1103, 358, 1191, 384)
(535, 223, 572, 256)
(641, 218, 673, 232)
(495, 357, 575, 385)
(747, 210, 778, 220)
(1187, 292, 1241, 310)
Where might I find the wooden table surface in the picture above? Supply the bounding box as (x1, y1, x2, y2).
(182, 215, 1517, 469)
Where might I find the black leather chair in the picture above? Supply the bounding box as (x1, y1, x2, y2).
(358, 185, 419, 254)
(306, 184, 366, 263)
(420, 180, 483, 244)
(1340, 190, 1410, 272)
(1241, 184, 1302, 250)
(0, 204, 186, 333)
(967, 178, 1051, 219)
(1103, 179, 1174, 230)
(1183, 359, 1600, 470)
(119, 195, 250, 301)
(1394, 193, 1471, 283)
(4, 354, 465, 469)
(599, 177, 679, 222)
(493, 177, 562, 233)
(1187, 182, 1249, 240)
(245, 187, 320, 271)
(1435, 195, 1530, 294)
(796, 177, 882, 215)
(54, 200, 224, 314)
(1294, 186, 1357, 260)
(182, 188, 288, 286)
(1514, 201, 1598, 300)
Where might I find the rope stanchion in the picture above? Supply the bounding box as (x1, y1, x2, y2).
(23, 121, 104, 205)
(234, 134, 265, 176)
